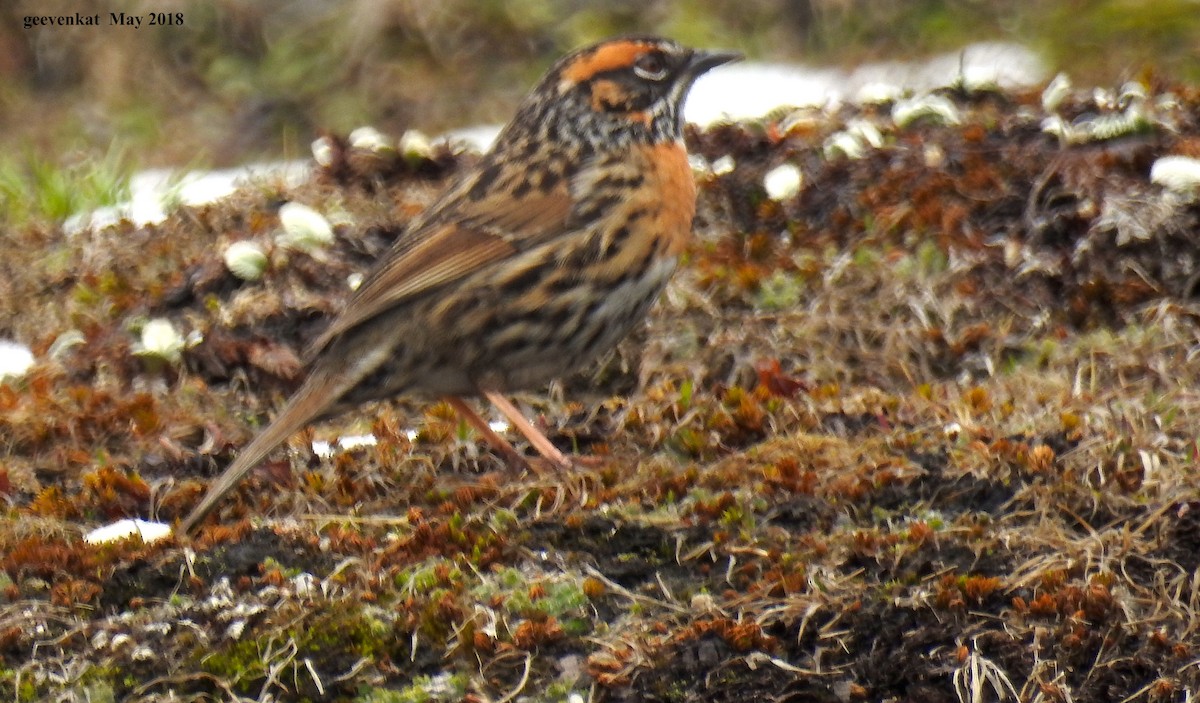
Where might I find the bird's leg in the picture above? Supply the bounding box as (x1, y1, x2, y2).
(482, 391, 572, 470)
(445, 396, 530, 470)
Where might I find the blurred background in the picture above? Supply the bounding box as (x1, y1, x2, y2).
(1, 0, 1198, 224)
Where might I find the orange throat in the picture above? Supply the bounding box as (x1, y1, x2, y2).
(645, 140, 697, 257)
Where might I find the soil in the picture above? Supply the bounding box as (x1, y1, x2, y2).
(3, 80, 1200, 702)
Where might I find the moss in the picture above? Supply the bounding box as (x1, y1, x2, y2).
(198, 638, 274, 685)
(753, 270, 805, 310)
(355, 673, 468, 703)
(5, 664, 122, 703)
(5, 48, 1200, 702)
(1, 666, 41, 701)
(199, 605, 394, 694)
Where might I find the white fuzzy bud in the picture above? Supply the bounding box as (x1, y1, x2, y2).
(399, 129, 434, 160)
(349, 126, 392, 152)
(1041, 73, 1071, 113)
(0, 339, 34, 380)
(1150, 156, 1200, 194)
(223, 240, 268, 281)
(134, 319, 184, 364)
(892, 94, 961, 129)
(763, 163, 802, 201)
(311, 136, 335, 167)
(277, 202, 334, 251)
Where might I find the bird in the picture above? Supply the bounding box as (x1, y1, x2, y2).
(179, 35, 741, 534)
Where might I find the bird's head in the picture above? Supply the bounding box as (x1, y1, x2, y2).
(510, 36, 741, 148)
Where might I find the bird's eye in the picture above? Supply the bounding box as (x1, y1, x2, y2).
(632, 52, 669, 81)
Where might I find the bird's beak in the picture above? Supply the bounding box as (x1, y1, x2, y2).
(684, 48, 743, 78)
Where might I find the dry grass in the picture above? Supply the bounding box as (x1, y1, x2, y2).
(3, 79, 1200, 701)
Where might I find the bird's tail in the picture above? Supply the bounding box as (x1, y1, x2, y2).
(178, 345, 388, 534)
